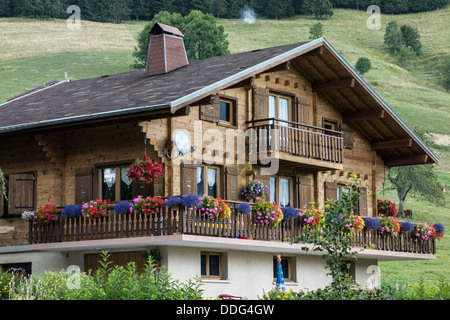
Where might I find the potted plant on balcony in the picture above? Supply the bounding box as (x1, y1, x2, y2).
(281, 206, 299, 220)
(298, 206, 325, 231)
(163, 195, 182, 209)
(237, 202, 252, 214)
(433, 223, 445, 240)
(130, 195, 165, 215)
(412, 221, 435, 242)
(253, 200, 283, 228)
(180, 194, 201, 209)
(61, 204, 82, 219)
(82, 199, 112, 220)
(126, 154, 163, 185)
(378, 216, 400, 237)
(199, 195, 231, 220)
(363, 217, 381, 230)
(341, 214, 364, 234)
(32, 201, 60, 225)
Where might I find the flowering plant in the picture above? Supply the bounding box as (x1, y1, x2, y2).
(281, 206, 299, 220)
(180, 194, 201, 208)
(61, 204, 82, 218)
(126, 155, 163, 185)
(298, 207, 325, 230)
(82, 199, 112, 220)
(114, 201, 131, 214)
(412, 222, 435, 242)
(33, 201, 60, 225)
(433, 223, 445, 240)
(237, 202, 252, 214)
(399, 221, 415, 232)
(241, 179, 269, 200)
(163, 195, 182, 208)
(378, 216, 400, 237)
(342, 214, 364, 234)
(198, 195, 230, 220)
(130, 195, 164, 215)
(21, 211, 34, 221)
(253, 200, 283, 228)
(363, 217, 381, 230)
(377, 199, 399, 217)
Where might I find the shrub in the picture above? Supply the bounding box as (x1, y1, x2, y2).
(355, 57, 372, 75)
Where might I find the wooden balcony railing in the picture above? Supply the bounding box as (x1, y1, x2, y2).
(29, 202, 435, 255)
(246, 118, 343, 164)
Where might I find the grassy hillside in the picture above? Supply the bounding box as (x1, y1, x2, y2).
(0, 8, 449, 284)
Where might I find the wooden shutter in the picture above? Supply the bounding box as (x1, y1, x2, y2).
(341, 123, 353, 149)
(224, 166, 238, 201)
(296, 176, 312, 209)
(200, 95, 220, 122)
(358, 187, 367, 216)
(8, 173, 35, 215)
(75, 167, 98, 204)
(252, 87, 269, 120)
(181, 163, 198, 195)
(296, 97, 310, 125)
(324, 181, 338, 202)
(132, 180, 154, 198)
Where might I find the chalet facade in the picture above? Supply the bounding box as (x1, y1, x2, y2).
(0, 23, 438, 299)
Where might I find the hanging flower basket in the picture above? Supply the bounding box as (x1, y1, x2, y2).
(130, 195, 165, 215)
(199, 195, 231, 220)
(82, 199, 112, 220)
(342, 214, 365, 234)
(241, 179, 269, 201)
(253, 200, 283, 228)
(126, 155, 163, 184)
(32, 201, 60, 225)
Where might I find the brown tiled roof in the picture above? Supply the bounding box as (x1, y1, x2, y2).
(0, 42, 306, 134)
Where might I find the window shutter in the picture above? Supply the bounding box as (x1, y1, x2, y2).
(296, 176, 312, 209)
(296, 97, 310, 125)
(200, 95, 220, 122)
(252, 87, 269, 120)
(75, 167, 98, 204)
(358, 187, 367, 216)
(8, 173, 35, 215)
(181, 163, 198, 195)
(224, 166, 238, 201)
(132, 180, 154, 199)
(341, 123, 354, 149)
(324, 181, 338, 202)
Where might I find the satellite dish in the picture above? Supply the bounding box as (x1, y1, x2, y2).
(174, 131, 191, 155)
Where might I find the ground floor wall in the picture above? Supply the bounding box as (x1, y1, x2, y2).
(0, 245, 379, 299)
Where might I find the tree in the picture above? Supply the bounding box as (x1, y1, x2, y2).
(397, 45, 416, 68)
(400, 24, 422, 55)
(309, 22, 324, 40)
(132, 10, 229, 69)
(384, 21, 404, 56)
(355, 57, 371, 75)
(304, 0, 333, 19)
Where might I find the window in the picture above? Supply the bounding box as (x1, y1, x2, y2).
(323, 118, 339, 131)
(270, 176, 293, 207)
(201, 252, 222, 279)
(337, 184, 350, 201)
(197, 165, 219, 197)
(269, 93, 291, 122)
(99, 165, 133, 201)
(0, 172, 35, 216)
(273, 256, 291, 281)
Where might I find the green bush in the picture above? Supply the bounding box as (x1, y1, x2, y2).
(8, 251, 203, 300)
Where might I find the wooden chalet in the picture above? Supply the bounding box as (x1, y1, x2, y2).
(0, 23, 439, 298)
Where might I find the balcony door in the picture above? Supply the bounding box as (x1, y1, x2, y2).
(269, 93, 291, 148)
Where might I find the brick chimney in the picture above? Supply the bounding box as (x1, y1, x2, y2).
(145, 23, 189, 76)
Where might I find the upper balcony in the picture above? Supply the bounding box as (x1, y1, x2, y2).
(246, 118, 344, 171)
(28, 202, 436, 257)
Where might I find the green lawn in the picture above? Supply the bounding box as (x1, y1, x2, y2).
(0, 8, 448, 285)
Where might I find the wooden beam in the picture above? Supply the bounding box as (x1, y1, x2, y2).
(225, 76, 255, 89)
(371, 139, 412, 150)
(312, 78, 355, 92)
(385, 154, 428, 167)
(342, 110, 384, 122)
(301, 46, 323, 57)
(265, 61, 291, 73)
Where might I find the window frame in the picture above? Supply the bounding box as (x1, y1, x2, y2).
(217, 96, 237, 127)
(0, 171, 36, 217)
(96, 161, 134, 202)
(273, 256, 292, 282)
(201, 252, 223, 279)
(196, 164, 221, 198)
(322, 118, 339, 131)
(268, 91, 293, 121)
(269, 175, 294, 207)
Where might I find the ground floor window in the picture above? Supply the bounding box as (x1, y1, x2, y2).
(273, 256, 291, 281)
(201, 252, 222, 279)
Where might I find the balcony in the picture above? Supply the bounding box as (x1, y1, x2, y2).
(246, 118, 344, 170)
(29, 202, 435, 256)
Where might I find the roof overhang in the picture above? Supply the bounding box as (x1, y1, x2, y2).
(169, 38, 438, 166)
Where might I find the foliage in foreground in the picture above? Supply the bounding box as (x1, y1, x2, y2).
(5, 252, 203, 300)
(260, 274, 450, 300)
